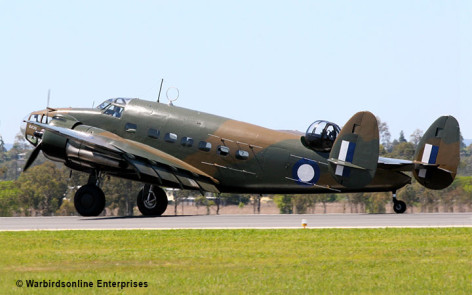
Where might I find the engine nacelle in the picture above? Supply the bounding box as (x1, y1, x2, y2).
(40, 114, 81, 163)
(301, 120, 340, 153)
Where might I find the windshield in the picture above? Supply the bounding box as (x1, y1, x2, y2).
(96, 98, 132, 110)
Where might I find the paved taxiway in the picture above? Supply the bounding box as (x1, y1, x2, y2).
(1, 213, 471, 231)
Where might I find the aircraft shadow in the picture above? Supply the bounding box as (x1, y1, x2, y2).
(84, 214, 199, 221)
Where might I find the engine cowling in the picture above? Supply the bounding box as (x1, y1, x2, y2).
(301, 120, 340, 153)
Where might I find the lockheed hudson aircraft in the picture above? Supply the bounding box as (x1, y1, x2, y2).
(23, 97, 460, 216)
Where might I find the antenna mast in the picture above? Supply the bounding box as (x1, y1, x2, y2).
(157, 78, 164, 103)
(46, 89, 51, 124)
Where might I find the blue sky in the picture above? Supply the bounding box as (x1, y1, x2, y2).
(1, 1, 471, 144)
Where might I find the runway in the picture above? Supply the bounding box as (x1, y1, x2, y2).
(1, 213, 471, 231)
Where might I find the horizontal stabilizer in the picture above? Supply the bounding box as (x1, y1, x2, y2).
(328, 158, 367, 171)
(328, 111, 379, 188)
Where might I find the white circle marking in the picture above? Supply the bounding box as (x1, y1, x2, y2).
(297, 164, 315, 182)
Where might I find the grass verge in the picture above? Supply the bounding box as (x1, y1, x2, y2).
(0, 228, 471, 294)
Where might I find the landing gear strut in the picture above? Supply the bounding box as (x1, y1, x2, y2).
(74, 171, 106, 216)
(137, 185, 168, 216)
(392, 191, 406, 214)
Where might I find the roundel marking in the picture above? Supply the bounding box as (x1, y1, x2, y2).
(292, 159, 320, 185)
(297, 164, 315, 182)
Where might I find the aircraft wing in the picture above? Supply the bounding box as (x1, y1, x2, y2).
(377, 157, 415, 171)
(31, 121, 220, 193)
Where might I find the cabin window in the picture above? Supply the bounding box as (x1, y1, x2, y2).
(198, 141, 212, 152)
(125, 123, 137, 133)
(217, 145, 230, 156)
(236, 150, 249, 160)
(165, 133, 178, 143)
(181, 137, 194, 147)
(148, 128, 160, 139)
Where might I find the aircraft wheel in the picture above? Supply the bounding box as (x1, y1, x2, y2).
(137, 185, 168, 216)
(393, 200, 407, 214)
(74, 184, 106, 216)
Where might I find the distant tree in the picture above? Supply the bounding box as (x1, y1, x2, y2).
(195, 195, 214, 215)
(251, 194, 261, 214)
(346, 193, 366, 213)
(274, 194, 293, 214)
(365, 192, 389, 213)
(460, 132, 466, 149)
(12, 132, 29, 152)
(379, 144, 388, 156)
(55, 199, 77, 216)
(389, 142, 415, 160)
(219, 194, 250, 206)
(458, 151, 472, 176)
(292, 195, 314, 214)
(409, 129, 423, 148)
(0, 135, 6, 162)
(376, 117, 391, 152)
(454, 177, 472, 211)
(391, 139, 399, 149)
(0, 181, 20, 216)
(101, 177, 141, 216)
(398, 184, 420, 213)
(172, 189, 192, 215)
(398, 130, 407, 143)
(17, 162, 68, 216)
(315, 194, 336, 213)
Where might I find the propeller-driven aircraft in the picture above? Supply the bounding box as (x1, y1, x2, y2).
(23, 97, 460, 216)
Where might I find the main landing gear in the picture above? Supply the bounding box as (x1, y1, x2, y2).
(137, 184, 168, 216)
(392, 191, 407, 214)
(74, 172, 106, 216)
(73, 171, 169, 217)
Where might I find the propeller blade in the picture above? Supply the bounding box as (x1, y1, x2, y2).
(23, 144, 42, 172)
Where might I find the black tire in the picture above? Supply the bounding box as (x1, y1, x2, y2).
(137, 185, 168, 216)
(74, 184, 106, 216)
(393, 200, 407, 214)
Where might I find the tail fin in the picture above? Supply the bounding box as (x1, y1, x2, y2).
(413, 116, 460, 190)
(328, 111, 379, 188)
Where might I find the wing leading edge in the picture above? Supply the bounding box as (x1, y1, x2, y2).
(29, 121, 220, 194)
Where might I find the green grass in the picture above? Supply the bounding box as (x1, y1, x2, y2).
(0, 228, 471, 294)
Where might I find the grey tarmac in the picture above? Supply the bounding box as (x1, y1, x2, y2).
(1, 213, 471, 231)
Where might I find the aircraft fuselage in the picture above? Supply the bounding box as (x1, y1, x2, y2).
(29, 98, 410, 194)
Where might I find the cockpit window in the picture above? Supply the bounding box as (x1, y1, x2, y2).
(30, 114, 40, 122)
(103, 105, 124, 118)
(97, 99, 113, 110)
(97, 98, 131, 110)
(304, 120, 341, 153)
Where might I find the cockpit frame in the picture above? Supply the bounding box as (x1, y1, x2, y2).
(303, 120, 341, 153)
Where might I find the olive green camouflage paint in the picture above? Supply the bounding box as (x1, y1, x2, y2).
(328, 111, 379, 189)
(34, 99, 410, 194)
(413, 116, 461, 190)
(30, 99, 462, 196)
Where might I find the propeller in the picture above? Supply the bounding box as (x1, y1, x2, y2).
(23, 89, 50, 172)
(23, 142, 42, 172)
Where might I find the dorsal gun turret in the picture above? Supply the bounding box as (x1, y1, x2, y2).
(301, 120, 340, 153)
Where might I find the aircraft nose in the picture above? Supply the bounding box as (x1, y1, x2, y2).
(21, 114, 29, 135)
(23, 113, 41, 146)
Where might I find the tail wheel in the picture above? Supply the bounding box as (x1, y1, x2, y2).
(137, 185, 168, 216)
(393, 200, 407, 214)
(74, 184, 106, 216)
